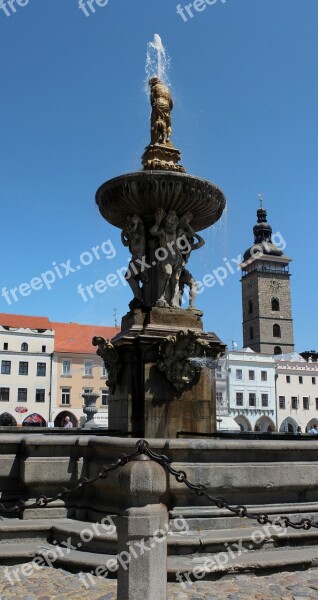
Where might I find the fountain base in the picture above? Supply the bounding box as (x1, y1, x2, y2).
(107, 308, 225, 438)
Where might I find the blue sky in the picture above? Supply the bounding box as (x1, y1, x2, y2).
(0, 0, 317, 351)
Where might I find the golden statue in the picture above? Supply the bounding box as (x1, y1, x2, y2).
(149, 77, 173, 145)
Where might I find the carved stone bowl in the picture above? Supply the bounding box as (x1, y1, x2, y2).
(96, 171, 226, 232)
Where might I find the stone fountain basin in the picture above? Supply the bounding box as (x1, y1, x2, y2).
(96, 171, 226, 232)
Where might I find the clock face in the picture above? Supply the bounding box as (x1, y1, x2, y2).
(270, 280, 281, 291)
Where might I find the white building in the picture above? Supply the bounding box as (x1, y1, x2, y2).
(0, 314, 54, 426)
(276, 352, 318, 433)
(225, 348, 277, 432)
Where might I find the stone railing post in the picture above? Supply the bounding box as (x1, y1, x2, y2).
(117, 455, 168, 600)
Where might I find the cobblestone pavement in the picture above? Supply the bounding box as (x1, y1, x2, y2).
(1, 565, 318, 599)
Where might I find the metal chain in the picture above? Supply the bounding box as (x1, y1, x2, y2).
(0, 438, 317, 531)
(0, 445, 142, 515)
(139, 440, 318, 531)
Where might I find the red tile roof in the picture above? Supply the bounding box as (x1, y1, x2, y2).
(0, 313, 52, 330)
(52, 322, 120, 354)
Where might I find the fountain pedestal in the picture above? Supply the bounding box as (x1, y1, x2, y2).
(97, 308, 225, 438)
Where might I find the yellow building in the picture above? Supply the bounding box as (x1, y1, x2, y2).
(51, 322, 119, 427)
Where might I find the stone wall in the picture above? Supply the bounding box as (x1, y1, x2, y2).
(1, 433, 318, 520)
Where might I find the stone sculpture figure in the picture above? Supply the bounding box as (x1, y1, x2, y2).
(92, 336, 120, 395)
(178, 212, 205, 309)
(121, 214, 148, 309)
(150, 208, 184, 308)
(149, 77, 173, 145)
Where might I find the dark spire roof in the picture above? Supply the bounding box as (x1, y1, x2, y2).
(243, 204, 285, 262)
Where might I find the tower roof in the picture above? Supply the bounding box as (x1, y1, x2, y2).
(243, 203, 290, 263)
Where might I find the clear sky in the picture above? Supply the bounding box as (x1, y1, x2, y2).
(0, 0, 317, 351)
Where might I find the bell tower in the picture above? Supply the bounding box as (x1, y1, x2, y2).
(241, 197, 294, 355)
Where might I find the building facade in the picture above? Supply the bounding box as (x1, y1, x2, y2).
(276, 353, 318, 433)
(0, 314, 54, 426)
(225, 348, 277, 431)
(241, 205, 294, 355)
(0, 313, 119, 428)
(51, 322, 119, 427)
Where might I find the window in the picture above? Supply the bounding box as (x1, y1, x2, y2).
(0, 388, 9, 402)
(216, 391, 223, 403)
(261, 371, 267, 382)
(249, 393, 256, 407)
(35, 389, 45, 403)
(84, 360, 93, 376)
(236, 392, 243, 406)
(279, 396, 286, 409)
(19, 362, 28, 375)
(274, 346, 282, 355)
(248, 300, 253, 314)
(18, 388, 27, 403)
(271, 298, 280, 312)
(249, 370, 255, 381)
(286, 375, 291, 383)
(291, 397, 298, 409)
(37, 362, 46, 377)
(312, 377, 316, 385)
(3, 343, 8, 350)
(102, 365, 108, 377)
(62, 360, 71, 376)
(42, 345, 46, 353)
(262, 394, 269, 407)
(303, 397, 309, 410)
(61, 388, 71, 405)
(21, 343, 28, 352)
(316, 398, 318, 411)
(101, 389, 109, 406)
(249, 326, 254, 340)
(236, 369, 242, 380)
(299, 376, 303, 384)
(273, 324, 281, 338)
(1, 360, 11, 375)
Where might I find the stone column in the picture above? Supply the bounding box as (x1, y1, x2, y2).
(117, 456, 168, 600)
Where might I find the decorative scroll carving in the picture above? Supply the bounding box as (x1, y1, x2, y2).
(92, 336, 120, 395)
(157, 330, 211, 392)
(121, 214, 148, 309)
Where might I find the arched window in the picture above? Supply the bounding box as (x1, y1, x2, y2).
(274, 346, 282, 355)
(249, 326, 254, 340)
(21, 342, 28, 352)
(248, 300, 253, 314)
(273, 324, 281, 338)
(271, 298, 280, 312)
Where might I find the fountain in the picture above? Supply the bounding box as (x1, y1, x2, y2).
(94, 36, 226, 437)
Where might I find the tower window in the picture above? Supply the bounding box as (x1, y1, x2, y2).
(249, 326, 254, 340)
(248, 300, 253, 314)
(274, 346, 282, 355)
(273, 324, 281, 338)
(271, 298, 280, 312)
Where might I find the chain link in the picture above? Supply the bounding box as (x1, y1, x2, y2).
(0, 439, 317, 532)
(139, 440, 318, 531)
(0, 446, 141, 515)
